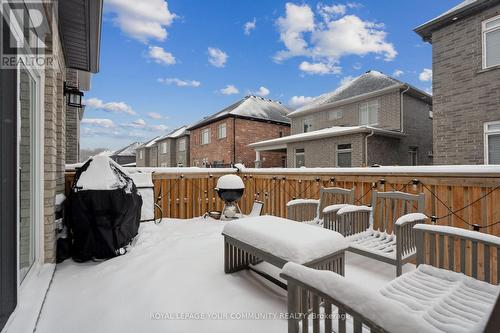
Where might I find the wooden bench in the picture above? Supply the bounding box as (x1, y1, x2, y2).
(330, 191, 426, 276)
(222, 216, 348, 286)
(281, 224, 500, 333)
(287, 187, 355, 223)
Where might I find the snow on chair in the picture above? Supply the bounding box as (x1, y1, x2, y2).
(338, 191, 426, 276)
(281, 224, 500, 333)
(286, 187, 355, 223)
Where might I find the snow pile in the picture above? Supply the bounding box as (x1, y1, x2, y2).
(380, 264, 499, 333)
(129, 172, 154, 221)
(337, 205, 372, 215)
(322, 204, 349, 214)
(223, 216, 348, 264)
(234, 163, 245, 172)
(286, 199, 319, 207)
(281, 262, 439, 332)
(216, 174, 245, 189)
(395, 213, 427, 225)
(414, 224, 500, 245)
(76, 156, 132, 191)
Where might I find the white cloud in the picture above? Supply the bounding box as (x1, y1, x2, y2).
(84, 98, 136, 115)
(123, 118, 168, 132)
(105, 0, 176, 42)
(147, 112, 163, 120)
(148, 46, 176, 65)
(419, 68, 432, 82)
(220, 85, 239, 95)
(255, 86, 270, 97)
(81, 118, 115, 128)
(393, 69, 404, 77)
(133, 118, 147, 127)
(289, 95, 314, 108)
(339, 75, 355, 87)
(208, 47, 228, 68)
(275, 3, 397, 74)
(158, 78, 201, 87)
(347, 2, 363, 9)
(244, 18, 256, 35)
(299, 61, 341, 75)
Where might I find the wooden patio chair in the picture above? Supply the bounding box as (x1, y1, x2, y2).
(286, 187, 355, 223)
(337, 191, 426, 276)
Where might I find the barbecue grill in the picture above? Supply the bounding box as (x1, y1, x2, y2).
(215, 175, 245, 220)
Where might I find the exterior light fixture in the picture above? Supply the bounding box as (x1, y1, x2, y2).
(64, 82, 84, 108)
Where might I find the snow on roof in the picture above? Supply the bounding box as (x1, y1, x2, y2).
(157, 126, 188, 141)
(136, 136, 160, 149)
(289, 71, 402, 116)
(111, 142, 141, 157)
(188, 95, 290, 129)
(249, 125, 404, 148)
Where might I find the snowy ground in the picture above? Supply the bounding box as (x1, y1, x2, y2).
(35, 218, 414, 333)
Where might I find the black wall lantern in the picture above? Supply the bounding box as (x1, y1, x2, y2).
(64, 82, 84, 108)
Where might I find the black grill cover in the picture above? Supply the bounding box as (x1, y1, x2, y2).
(67, 158, 142, 262)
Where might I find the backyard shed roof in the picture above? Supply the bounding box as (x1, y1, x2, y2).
(187, 95, 290, 130)
(111, 142, 141, 157)
(414, 0, 497, 42)
(288, 71, 430, 118)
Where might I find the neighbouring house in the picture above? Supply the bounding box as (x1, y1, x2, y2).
(188, 95, 291, 168)
(0, 0, 102, 331)
(65, 69, 91, 164)
(135, 136, 160, 167)
(156, 126, 190, 167)
(109, 142, 141, 166)
(414, 0, 500, 165)
(250, 71, 433, 168)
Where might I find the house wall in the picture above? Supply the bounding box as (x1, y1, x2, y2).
(367, 136, 403, 166)
(113, 156, 135, 166)
(157, 139, 175, 167)
(431, 3, 500, 164)
(175, 135, 190, 166)
(149, 146, 158, 167)
(190, 117, 289, 167)
(290, 91, 401, 135)
(286, 134, 365, 168)
(136, 148, 147, 167)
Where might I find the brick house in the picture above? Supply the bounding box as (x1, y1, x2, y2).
(188, 95, 291, 168)
(0, 0, 102, 331)
(415, 0, 500, 165)
(156, 126, 190, 167)
(136, 136, 160, 167)
(250, 71, 433, 168)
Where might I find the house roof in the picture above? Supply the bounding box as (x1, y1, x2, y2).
(414, 0, 496, 42)
(288, 70, 430, 118)
(157, 126, 189, 142)
(187, 95, 290, 130)
(136, 136, 160, 149)
(249, 126, 405, 150)
(111, 142, 141, 157)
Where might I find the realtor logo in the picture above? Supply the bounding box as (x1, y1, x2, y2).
(1, 0, 53, 69)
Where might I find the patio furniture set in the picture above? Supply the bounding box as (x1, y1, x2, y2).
(222, 187, 500, 333)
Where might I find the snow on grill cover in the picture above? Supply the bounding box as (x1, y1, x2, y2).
(66, 156, 142, 262)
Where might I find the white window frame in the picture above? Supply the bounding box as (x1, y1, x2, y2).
(161, 142, 167, 154)
(217, 123, 226, 139)
(336, 143, 352, 167)
(295, 148, 305, 167)
(359, 100, 379, 126)
(408, 146, 418, 166)
(482, 14, 500, 69)
(201, 128, 211, 145)
(139, 150, 143, 159)
(484, 120, 500, 164)
(303, 117, 313, 133)
(178, 138, 186, 152)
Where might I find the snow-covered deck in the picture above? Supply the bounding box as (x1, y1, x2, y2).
(34, 218, 414, 333)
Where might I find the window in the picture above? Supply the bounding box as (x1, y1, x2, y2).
(484, 121, 500, 164)
(161, 142, 167, 154)
(217, 123, 226, 139)
(178, 138, 186, 152)
(337, 144, 352, 167)
(295, 148, 305, 167)
(359, 100, 379, 126)
(408, 147, 418, 166)
(279, 131, 283, 138)
(201, 128, 211, 145)
(328, 110, 343, 121)
(303, 117, 313, 133)
(483, 15, 500, 69)
(139, 150, 143, 159)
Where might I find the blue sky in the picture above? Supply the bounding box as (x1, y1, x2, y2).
(81, 0, 461, 150)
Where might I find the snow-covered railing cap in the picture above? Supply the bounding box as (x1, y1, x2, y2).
(395, 213, 428, 225)
(286, 199, 319, 207)
(414, 224, 500, 246)
(322, 204, 349, 214)
(337, 205, 372, 215)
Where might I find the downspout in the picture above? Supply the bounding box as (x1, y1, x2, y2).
(400, 85, 410, 133)
(365, 130, 375, 166)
